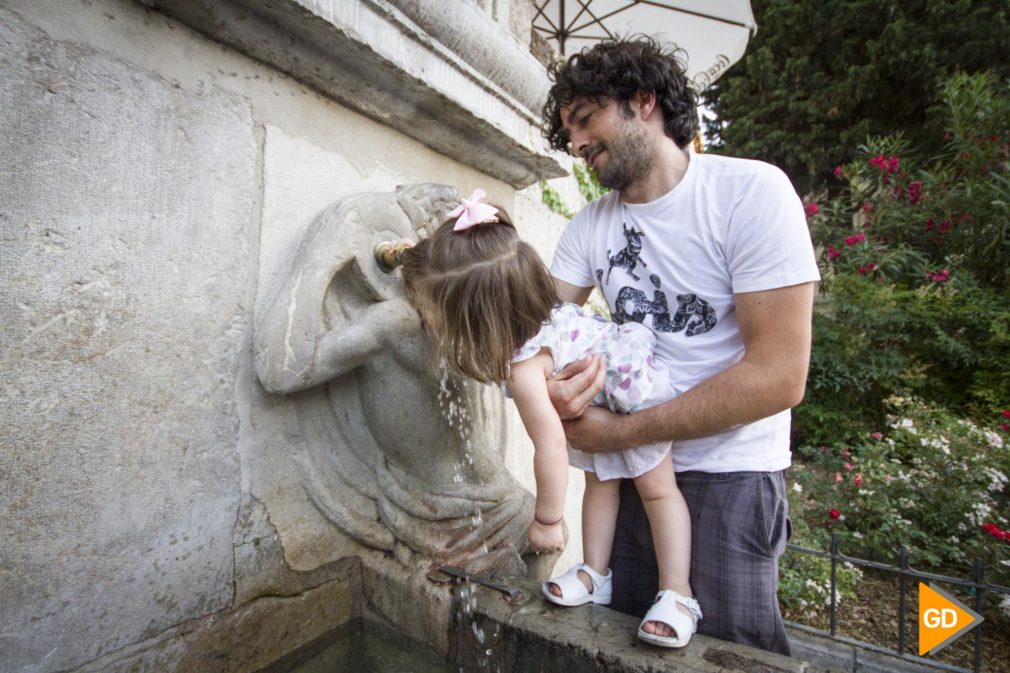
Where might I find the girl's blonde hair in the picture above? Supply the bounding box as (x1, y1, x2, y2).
(401, 206, 558, 383)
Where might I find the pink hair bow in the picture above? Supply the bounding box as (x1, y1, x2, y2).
(449, 188, 499, 231)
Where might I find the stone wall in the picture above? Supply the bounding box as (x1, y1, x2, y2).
(0, 1, 576, 671)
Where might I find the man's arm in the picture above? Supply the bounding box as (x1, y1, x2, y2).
(563, 281, 816, 451)
(554, 278, 593, 305)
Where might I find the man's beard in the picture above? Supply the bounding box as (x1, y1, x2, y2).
(591, 124, 654, 192)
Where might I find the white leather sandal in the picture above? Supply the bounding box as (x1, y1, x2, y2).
(541, 563, 613, 606)
(637, 590, 702, 648)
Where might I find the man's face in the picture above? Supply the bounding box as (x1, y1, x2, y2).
(561, 96, 655, 192)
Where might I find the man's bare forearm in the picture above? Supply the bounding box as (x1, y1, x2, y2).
(577, 357, 807, 451)
(567, 283, 815, 452)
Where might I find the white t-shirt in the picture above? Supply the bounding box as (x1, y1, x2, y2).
(550, 153, 821, 473)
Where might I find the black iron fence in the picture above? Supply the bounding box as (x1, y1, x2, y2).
(783, 534, 1010, 673)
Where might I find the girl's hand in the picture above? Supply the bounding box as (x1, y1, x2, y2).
(528, 518, 565, 553)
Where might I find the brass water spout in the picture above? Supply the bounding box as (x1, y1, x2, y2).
(374, 239, 415, 271)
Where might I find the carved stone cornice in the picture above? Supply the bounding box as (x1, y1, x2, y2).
(146, 0, 565, 187)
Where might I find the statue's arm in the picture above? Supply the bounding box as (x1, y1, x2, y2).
(256, 290, 411, 394)
(254, 200, 395, 394)
(307, 299, 414, 387)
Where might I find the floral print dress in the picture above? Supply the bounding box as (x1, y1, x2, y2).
(511, 302, 677, 480)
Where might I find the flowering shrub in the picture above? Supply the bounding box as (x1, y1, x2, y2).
(785, 72, 1010, 632)
(794, 73, 1010, 446)
(790, 396, 1010, 582)
(779, 510, 862, 620)
(815, 73, 1010, 289)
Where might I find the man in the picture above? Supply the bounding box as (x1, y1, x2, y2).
(541, 37, 820, 655)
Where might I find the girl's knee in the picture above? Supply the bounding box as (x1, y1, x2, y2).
(633, 471, 677, 502)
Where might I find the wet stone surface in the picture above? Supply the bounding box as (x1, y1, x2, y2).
(450, 578, 837, 673)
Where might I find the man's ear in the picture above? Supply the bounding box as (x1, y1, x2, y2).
(632, 90, 658, 120)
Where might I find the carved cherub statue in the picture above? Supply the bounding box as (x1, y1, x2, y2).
(254, 184, 535, 574)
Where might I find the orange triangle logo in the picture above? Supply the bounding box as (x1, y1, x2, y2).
(918, 582, 984, 656)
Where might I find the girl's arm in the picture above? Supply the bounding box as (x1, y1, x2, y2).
(507, 352, 569, 531)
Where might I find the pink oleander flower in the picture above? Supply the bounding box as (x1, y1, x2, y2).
(927, 269, 950, 283)
(853, 474, 864, 487)
(845, 234, 866, 246)
(1002, 410, 1010, 418)
(827, 245, 842, 260)
(1000, 423, 1010, 432)
(834, 471, 843, 483)
(869, 155, 900, 173)
(833, 165, 844, 179)
(938, 220, 951, 233)
(840, 448, 851, 458)
(907, 180, 923, 203)
(869, 432, 883, 441)
(858, 263, 878, 275)
(804, 202, 821, 217)
(829, 508, 842, 520)
(844, 462, 855, 471)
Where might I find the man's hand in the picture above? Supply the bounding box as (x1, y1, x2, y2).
(546, 355, 607, 420)
(560, 405, 623, 452)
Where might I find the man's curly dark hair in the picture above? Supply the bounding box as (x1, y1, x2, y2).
(542, 36, 699, 153)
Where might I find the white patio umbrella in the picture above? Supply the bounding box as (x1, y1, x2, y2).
(533, 0, 757, 89)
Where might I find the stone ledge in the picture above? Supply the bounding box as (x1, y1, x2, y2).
(145, 0, 566, 188)
(788, 627, 953, 673)
(452, 578, 836, 673)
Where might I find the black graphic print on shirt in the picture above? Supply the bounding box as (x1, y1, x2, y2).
(603, 222, 648, 283)
(596, 224, 718, 337)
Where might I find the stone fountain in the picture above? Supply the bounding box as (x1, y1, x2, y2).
(253, 183, 539, 577)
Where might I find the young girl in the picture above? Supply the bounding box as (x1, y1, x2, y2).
(400, 189, 701, 648)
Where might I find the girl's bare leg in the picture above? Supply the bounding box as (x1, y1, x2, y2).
(548, 470, 620, 595)
(634, 452, 693, 634)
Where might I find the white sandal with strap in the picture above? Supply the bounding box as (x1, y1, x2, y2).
(541, 563, 613, 607)
(637, 590, 703, 648)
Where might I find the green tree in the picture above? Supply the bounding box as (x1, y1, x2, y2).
(795, 73, 1010, 447)
(702, 0, 1010, 194)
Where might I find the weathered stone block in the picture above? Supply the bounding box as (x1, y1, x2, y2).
(0, 7, 257, 671)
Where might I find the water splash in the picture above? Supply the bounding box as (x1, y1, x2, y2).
(437, 360, 497, 670)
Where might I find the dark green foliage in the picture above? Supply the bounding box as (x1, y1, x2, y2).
(702, 0, 1010, 194)
(795, 72, 1010, 448)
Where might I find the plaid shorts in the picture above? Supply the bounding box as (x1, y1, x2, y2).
(609, 469, 792, 655)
